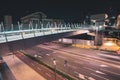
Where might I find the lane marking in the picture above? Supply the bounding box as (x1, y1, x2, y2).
(100, 65, 108, 67)
(101, 68, 120, 76)
(98, 54, 120, 60)
(34, 54, 38, 57)
(46, 54, 50, 56)
(91, 73, 109, 80)
(74, 71, 96, 80)
(74, 71, 86, 80)
(78, 73, 85, 79)
(83, 67, 106, 75)
(88, 77, 96, 80)
(38, 45, 120, 69)
(95, 71, 106, 75)
(38, 56, 42, 58)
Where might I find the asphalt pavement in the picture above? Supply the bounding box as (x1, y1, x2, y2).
(23, 42, 120, 80)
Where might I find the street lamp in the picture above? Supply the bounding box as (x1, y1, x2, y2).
(64, 60, 68, 73)
(53, 58, 56, 80)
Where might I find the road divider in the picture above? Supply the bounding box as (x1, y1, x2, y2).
(19, 50, 76, 80)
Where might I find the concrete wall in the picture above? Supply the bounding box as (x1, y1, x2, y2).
(0, 30, 89, 56)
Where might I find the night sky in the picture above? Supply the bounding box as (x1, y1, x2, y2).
(0, 0, 120, 23)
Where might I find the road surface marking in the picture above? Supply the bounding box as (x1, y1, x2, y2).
(73, 53, 120, 69)
(83, 67, 106, 75)
(78, 73, 85, 79)
(95, 71, 106, 75)
(74, 72, 86, 79)
(46, 54, 50, 56)
(100, 65, 108, 67)
(34, 54, 38, 57)
(38, 56, 42, 58)
(47, 47, 120, 69)
(45, 73, 52, 77)
(91, 73, 109, 80)
(88, 77, 96, 80)
(98, 54, 120, 60)
(101, 68, 120, 76)
(58, 49, 120, 69)
(74, 71, 96, 80)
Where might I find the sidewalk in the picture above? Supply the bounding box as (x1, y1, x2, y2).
(3, 55, 46, 80)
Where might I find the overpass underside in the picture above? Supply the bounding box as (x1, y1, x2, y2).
(0, 30, 89, 56)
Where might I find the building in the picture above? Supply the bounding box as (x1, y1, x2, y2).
(90, 13, 108, 28)
(4, 15, 13, 30)
(21, 12, 47, 24)
(21, 12, 64, 29)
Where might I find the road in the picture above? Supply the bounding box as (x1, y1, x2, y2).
(23, 42, 120, 80)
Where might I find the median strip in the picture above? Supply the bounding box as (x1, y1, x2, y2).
(19, 50, 76, 80)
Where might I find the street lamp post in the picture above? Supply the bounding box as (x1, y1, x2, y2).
(64, 60, 68, 74)
(53, 58, 56, 80)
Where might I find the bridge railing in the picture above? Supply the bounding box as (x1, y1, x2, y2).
(0, 23, 93, 43)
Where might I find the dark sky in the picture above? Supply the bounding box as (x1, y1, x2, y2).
(0, 0, 120, 22)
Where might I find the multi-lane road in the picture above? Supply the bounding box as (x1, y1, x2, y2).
(22, 42, 120, 80)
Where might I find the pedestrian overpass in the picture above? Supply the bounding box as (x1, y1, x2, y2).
(0, 26, 92, 56)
